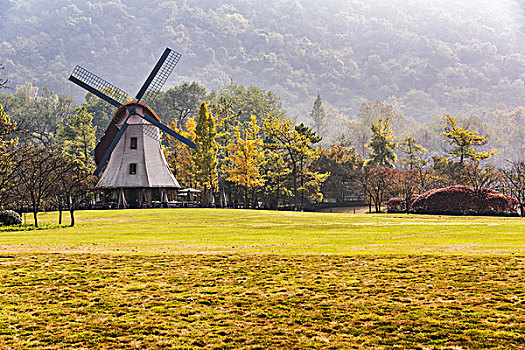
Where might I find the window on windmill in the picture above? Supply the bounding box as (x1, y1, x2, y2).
(129, 163, 137, 175)
(130, 137, 137, 149)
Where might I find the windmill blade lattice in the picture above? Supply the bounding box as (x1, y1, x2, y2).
(139, 119, 162, 143)
(70, 66, 131, 106)
(137, 49, 182, 106)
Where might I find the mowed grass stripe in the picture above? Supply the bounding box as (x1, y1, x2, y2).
(0, 209, 523, 254)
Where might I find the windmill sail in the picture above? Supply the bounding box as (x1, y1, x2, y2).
(69, 66, 131, 107)
(136, 48, 182, 105)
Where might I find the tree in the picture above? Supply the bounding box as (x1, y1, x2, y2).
(56, 107, 97, 226)
(2, 84, 74, 146)
(165, 118, 198, 189)
(364, 118, 397, 168)
(442, 114, 496, 165)
(263, 114, 303, 209)
(310, 93, 327, 138)
(431, 155, 461, 187)
(57, 107, 96, 163)
(262, 149, 291, 209)
(0, 102, 17, 205)
(399, 136, 428, 170)
(312, 144, 362, 203)
(223, 115, 265, 208)
(53, 153, 96, 226)
(11, 145, 62, 227)
(263, 115, 327, 210)
(345, 100, 405, 158)
(391, 169, 420, 213)
(294, 123, 326, 208)
(360, 166, 393, 213)
(344, 120, 370, 158)
(457, 161, 501, 195)
(83, 92, 116, 141)
(209, 82, 286, 124)
(193, 102, 218, 205)
(152, 82, 207, 129)
(503, 160, 525, 217)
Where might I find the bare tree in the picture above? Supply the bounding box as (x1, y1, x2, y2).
(503, 160, 525, 217)
(55, 154, 96, 226)
(458, 161, 502, 194)
(360, 166, 393, 213)
(12, 145, 62, 227)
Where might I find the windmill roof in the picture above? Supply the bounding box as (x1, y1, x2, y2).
(113, 101, 161, 123)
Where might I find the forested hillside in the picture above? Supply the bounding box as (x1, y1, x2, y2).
(1, 0, 524, 163)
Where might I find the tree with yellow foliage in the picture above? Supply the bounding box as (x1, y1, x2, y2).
(164, 117, 197, 189)
(223, 115, 265, 208)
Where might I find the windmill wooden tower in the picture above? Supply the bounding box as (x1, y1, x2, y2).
(69, 48, 195, 208)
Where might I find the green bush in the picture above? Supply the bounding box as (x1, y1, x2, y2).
(0, 210, 23, 226)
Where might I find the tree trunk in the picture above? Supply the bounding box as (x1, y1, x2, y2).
(33, 210, 38, 228)
(70, 209, 75, 227)
(299, 159, 304, 211)
(58, 197, 63, 225)
(276, 179, 280, 211)
(292, 164, 297, 210)
(235, 182, 239, 209)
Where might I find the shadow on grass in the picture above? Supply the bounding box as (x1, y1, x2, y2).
(0, 224, 69, 232)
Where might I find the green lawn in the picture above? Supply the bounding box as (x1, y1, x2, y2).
(0, 209, 524, 349)
(1, 208, 524, 254)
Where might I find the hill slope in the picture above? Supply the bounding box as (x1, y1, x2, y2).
(2, 0, 525, 122)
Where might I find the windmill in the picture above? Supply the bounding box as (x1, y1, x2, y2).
(69, 48, 195, 208)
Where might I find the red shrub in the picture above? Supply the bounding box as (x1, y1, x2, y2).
(411, 185, 519, 215)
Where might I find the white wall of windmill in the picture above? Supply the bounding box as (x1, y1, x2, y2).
(96, 105, 181, 190)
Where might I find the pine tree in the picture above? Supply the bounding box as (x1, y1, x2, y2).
(193, 102, 218, 205)
(310, 93, 327, 137)
(399, 136, 428, 170)
(364, 118, 397, 168)
(263, 115, 327, 210)
(442, 114, 496, 165)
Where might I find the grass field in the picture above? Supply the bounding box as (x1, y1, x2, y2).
(0, 209, 524, 349)
(1, 209, 524, 255)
